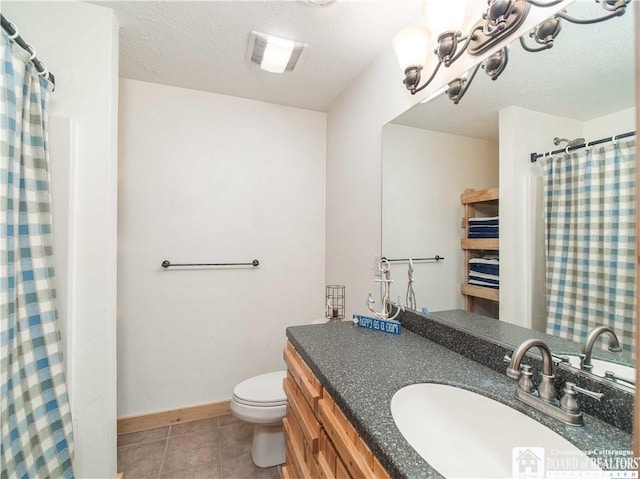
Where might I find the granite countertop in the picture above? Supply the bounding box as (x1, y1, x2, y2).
(285, 322, 632, 479)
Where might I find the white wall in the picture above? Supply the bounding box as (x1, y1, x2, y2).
(382, 124, 498, 312)
(325, 1, 574, 320)
(583, 107, 636, 140)
(117, 79, 326, 417)
(3, 2, 119, 477)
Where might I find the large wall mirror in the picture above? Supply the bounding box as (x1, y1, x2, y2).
(382, 2, 636, 390)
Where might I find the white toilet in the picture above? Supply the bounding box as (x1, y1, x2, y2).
(230, 370, 287, 468)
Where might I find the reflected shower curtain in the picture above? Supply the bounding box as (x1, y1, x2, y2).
(1, 33, 74, 477)
(542, 140, 636, 353)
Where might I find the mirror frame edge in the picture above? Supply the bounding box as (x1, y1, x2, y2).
(635, 1, 639, 460)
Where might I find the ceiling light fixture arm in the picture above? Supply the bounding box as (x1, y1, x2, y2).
(446, 63, 481, 105)
(482, 0, 518, 37)
(405, 25, 483, 95)
(556, 0, 630, 25)
(483, 47, 509, 80)
(443, 25, 483, 66)
(404, 60, 442, 95)
(519, 16, 561, 52)
(446, 45, 508, 105)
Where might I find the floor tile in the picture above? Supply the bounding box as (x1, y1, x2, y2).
(220, 421, 254, 460)
(118, 427, 169, 447)
(170, 418, 219, 437)
(221, 453, 280, 479)
(159, 462, 220, 479)
(219, 413, 242, 428)
(117, 439, 167, 479)
(162, 429, 221, 473)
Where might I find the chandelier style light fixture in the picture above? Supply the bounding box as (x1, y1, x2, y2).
(393, 0, 630, 99)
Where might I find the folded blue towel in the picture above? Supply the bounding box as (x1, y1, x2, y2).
(469, 216, 499, 226)
(469, 271, 499, 283)
(468, 231, 499, 238)
(470, 263, 499, 275)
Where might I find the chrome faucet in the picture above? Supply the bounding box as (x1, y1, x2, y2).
(580, 326, 623, 371)
(505, 338, 604, 426)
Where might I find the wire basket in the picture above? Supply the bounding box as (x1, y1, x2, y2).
(325, 285, 345, 322)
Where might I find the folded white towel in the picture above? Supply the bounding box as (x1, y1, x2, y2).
(469, 257, 499, 265)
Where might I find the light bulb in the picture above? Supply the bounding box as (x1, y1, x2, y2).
(423, 0, 466, 33)
(392, 25, 431, 71)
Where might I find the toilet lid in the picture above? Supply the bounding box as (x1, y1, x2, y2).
(233, 370, 287, 405)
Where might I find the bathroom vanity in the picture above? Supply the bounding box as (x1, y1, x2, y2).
(282, 320, 631, 478)
(282, 340, 390, 479)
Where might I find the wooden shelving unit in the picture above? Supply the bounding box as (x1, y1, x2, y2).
(460, 187, 499, 314)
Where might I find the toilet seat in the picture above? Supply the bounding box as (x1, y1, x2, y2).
(232, 371, 286, 406)
(232, 395, 286, 408)
(230, 370, 287, 424)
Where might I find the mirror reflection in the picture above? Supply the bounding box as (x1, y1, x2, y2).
(382, 2, 636, 387)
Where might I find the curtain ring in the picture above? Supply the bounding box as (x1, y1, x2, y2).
(7, 21, 19, 40)
(611, 134, 618, 146)
(37, 60, 49, 79)
(565, 145, 571, 155)
(24, 44, 36, 61)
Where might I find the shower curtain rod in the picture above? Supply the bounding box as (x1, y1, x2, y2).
(1, 14, 55, 88)
(530, 130, 635, 163)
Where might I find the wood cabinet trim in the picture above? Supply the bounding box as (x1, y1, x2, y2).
(284, 376, 320, 453)
(284, 343, 321, 411)
(318, 400, 375, 479)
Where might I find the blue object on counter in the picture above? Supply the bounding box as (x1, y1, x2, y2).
(352, 314, 401, 335)
(422, 307, 429, 315)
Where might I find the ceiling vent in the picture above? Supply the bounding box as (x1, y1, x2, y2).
(248, 31, 307, 73)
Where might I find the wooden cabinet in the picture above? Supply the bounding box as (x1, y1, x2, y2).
(460, 187, 499, 315)
(283, 342, 390, 479)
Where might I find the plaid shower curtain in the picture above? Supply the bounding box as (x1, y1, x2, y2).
(542, 139, 636, 354)
(1, 32, 74, 477)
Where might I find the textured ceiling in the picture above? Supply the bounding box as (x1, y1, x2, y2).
(390, 1, 636, 140)
(91, 0, 431, 112)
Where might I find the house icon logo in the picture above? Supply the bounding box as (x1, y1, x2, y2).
(512, 447, 545, 479)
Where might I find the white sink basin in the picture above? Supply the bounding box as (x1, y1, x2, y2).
(391, 383, 602, 478)
(561, 355, 635, 385)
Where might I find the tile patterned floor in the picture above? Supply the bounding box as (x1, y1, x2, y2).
(117, 415, 282, 479)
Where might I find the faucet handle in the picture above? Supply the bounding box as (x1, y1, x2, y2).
(572, 383, 604, 401)
(518, 365, 535, 394)
(560, 382, 604, 415)
(503, 354, 511, 363)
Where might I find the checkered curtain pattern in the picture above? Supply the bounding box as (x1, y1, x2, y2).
(1, 33, 74, 478)
(542, 139, 636, 354)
